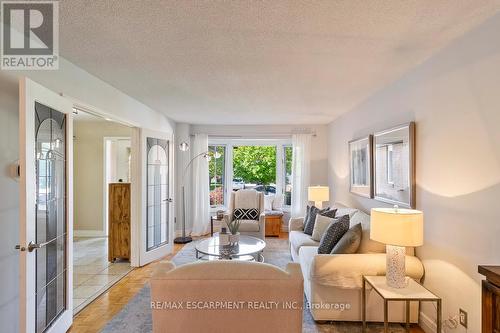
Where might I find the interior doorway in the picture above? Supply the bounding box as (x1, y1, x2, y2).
(72, 109, 133, 313)
(104, 137, 132, 236)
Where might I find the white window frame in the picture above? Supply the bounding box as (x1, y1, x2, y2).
(208, 138, 292, 212)
(208, 144, 227, 210)
(282, 144, 293, 208)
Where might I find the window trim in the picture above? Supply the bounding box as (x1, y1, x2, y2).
(208, 144, 227, 210)
(282, 144, 292, 207)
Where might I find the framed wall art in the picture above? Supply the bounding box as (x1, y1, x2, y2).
(373, 122, 415, 208)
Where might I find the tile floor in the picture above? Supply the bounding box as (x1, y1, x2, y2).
(73, 237, 133, 314)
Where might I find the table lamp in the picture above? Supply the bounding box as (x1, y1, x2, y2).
(370, 206, 423, 288)
(308, 186, 329, 209)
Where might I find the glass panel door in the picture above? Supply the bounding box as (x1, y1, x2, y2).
(34, 102, 67, 333)
(138, 129, 173, 266)
(18, 77, 73, 333)
(146, 137, 169, 251)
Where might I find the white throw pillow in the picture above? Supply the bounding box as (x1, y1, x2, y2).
(311, 214, 335, 242)
(264, 195, 274, 211)
(272, 194, 284, 210)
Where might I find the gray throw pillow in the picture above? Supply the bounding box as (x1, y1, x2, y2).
(302, 205, 312, 230)
(331, 223, 362, 254)
(317, 215, 350, 254)
(304, 207, 336, 236)
(311, 214, 335, 242)
(303, 206, 323, 235)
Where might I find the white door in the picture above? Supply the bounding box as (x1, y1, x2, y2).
(17, 78, 73, 333)
(138, 129, 174, 265)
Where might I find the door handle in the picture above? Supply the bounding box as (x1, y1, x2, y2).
(16, 240, 53, 252)
(27, 240, 50, 252)
(163, 198, 173, 203)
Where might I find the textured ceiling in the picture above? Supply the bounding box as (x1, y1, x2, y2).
(59, 1, 500, 125)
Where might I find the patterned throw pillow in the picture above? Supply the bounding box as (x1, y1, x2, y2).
(233, 208, 260, 220)
(317, 214, 350, 254)
(331, 223, 362, 254)
(304, 207, 337, 236)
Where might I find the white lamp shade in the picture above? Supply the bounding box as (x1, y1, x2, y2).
(308, 186, 329, 202)
(179, 141, 189, 151)
(370, 208, 423, 247)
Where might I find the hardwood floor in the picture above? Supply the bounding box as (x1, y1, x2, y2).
(69, 243, 184, 333)
(69, 236, 425, 333)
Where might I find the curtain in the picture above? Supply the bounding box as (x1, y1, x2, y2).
(190, 133, 210, 236)
(291, 133, 312, 218)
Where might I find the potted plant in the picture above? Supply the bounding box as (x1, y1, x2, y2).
(227, 219, 241, 245)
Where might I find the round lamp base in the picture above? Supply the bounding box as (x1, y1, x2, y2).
(386, 244, 408, 288)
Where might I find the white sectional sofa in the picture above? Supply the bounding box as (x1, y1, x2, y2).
(289, 203, 425, 322)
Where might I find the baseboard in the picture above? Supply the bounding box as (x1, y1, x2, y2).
(419, 310, 436, 333)
(175, 229, 192, 237)
(74, 229, 106, 237)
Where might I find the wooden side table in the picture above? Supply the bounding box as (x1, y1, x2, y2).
(265, 214, 282, 237)
(478, 265, 500, 333)
(362, 275, 441, 333)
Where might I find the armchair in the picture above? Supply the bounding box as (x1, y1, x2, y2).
(223, 190, 266, 240)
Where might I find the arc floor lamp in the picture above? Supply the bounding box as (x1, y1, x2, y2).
(174, 141, 221, 244)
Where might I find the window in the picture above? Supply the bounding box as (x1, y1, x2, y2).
(283, 145, 292, 206)
(208, 140, 292, 210)
(232, 145, 276, 195)
(209, 145, 226, 207)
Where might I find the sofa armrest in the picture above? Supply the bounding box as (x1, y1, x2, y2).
(258, 212, 266, 230)
(309, 253, 424, 289)
(286, 263, 304, 281)
(289, 217, 305, 231)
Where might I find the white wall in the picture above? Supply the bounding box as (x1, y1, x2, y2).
(327, 13, 500, 333)
(0, 72, 21, 333)
(0, 57, 175, 331)
(74, 121, 132, 234)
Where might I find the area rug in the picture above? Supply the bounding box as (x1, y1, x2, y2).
(102, 238, 406, 333)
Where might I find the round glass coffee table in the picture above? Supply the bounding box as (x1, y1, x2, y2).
(195, 235, 266, 262)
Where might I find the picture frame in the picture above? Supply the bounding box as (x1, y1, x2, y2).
(373, 122, 415, 208)
(349, 135, 373, 198)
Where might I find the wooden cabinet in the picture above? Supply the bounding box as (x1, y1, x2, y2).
(265, 214, 282, 237)
(479, 265, 500, 333)
(108, 183, 131, 262)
